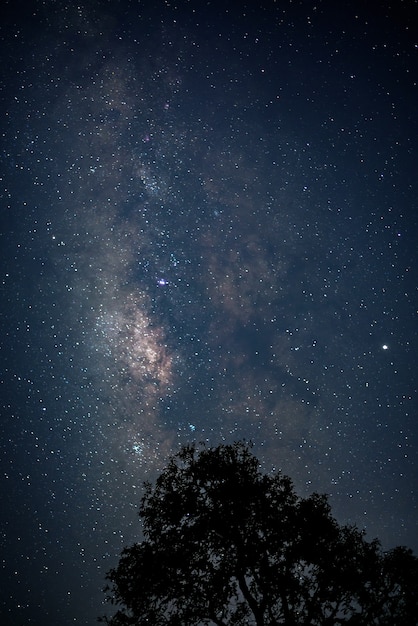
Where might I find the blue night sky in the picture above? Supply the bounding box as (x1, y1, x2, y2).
(1, 1, 417, 624)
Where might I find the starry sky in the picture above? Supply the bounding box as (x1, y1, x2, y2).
(1, 1, 417, 624)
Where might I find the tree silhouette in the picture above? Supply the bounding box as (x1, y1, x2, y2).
(100, 442, 418, 625)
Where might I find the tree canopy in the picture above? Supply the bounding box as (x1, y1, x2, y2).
(101, 441, 418, 625)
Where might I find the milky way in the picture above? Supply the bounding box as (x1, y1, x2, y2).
(1, 2, 417, 624)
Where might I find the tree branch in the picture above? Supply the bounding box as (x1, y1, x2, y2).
(237, 572, 265, 626)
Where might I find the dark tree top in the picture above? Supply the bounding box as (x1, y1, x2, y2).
(101, 442, 418, 626)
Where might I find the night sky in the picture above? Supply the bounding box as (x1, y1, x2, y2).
(1, 1, 417, 624)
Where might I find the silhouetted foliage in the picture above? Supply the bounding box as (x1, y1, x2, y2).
(100, 442, 418, 625)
